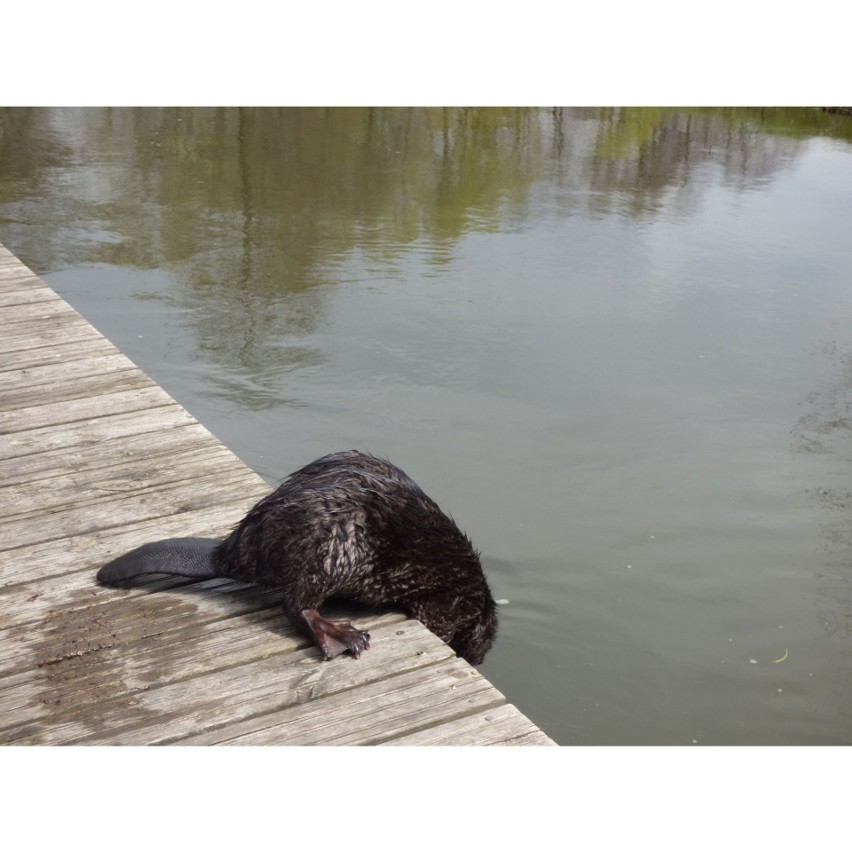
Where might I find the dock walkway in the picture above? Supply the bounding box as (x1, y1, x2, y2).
(0, 242, 555, 746)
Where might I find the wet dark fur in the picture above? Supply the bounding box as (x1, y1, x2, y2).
(97, 450, 498, 664)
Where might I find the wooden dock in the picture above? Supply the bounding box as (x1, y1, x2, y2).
(0, 242, 555, 746)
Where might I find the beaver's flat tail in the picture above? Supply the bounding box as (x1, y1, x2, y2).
(97, 537, 222, 584)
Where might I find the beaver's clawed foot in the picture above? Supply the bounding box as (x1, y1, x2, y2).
(297, 609, 371, 660)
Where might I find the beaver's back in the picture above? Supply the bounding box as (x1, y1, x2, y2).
(215, 450, 485, 608)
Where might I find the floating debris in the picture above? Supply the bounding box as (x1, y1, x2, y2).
(773, 648, 789, 664)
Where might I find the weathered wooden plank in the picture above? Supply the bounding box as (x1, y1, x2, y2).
(380, 703, 557, 746)
(0, 421, 220, 486)
(0, 466, 262, 551)
(0, 315, 98, 353)
(0, 353, 138, 393)
(0, 604, 404, 707)
(0, 269, 43, 288)
(0, 441, 250, 519)
(0, 386, 180, 432)
(0, 606, 284, 719)
(0, 338, 131, 378)
(0, 365, 154, 410)
(0, 498, 263, 593)
(176, 652, 503, 746)
(1, 405, 199, 462)
(0, 576, 277, 670)
(0, 606, 406, 734)
(3, 620, 455, 745)
(0, 276, 42, 293)
(0, 559, 391, 679)
(0, 337, 117, 373)
(1, 299, 79, 325)
(0, 287, 60, 307)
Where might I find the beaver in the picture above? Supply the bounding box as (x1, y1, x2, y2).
(97, 450, 498, 665)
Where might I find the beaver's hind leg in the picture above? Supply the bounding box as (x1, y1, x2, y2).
(296, 608, 371, 661)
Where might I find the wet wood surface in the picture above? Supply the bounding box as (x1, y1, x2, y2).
(0, 242, 555, 746)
